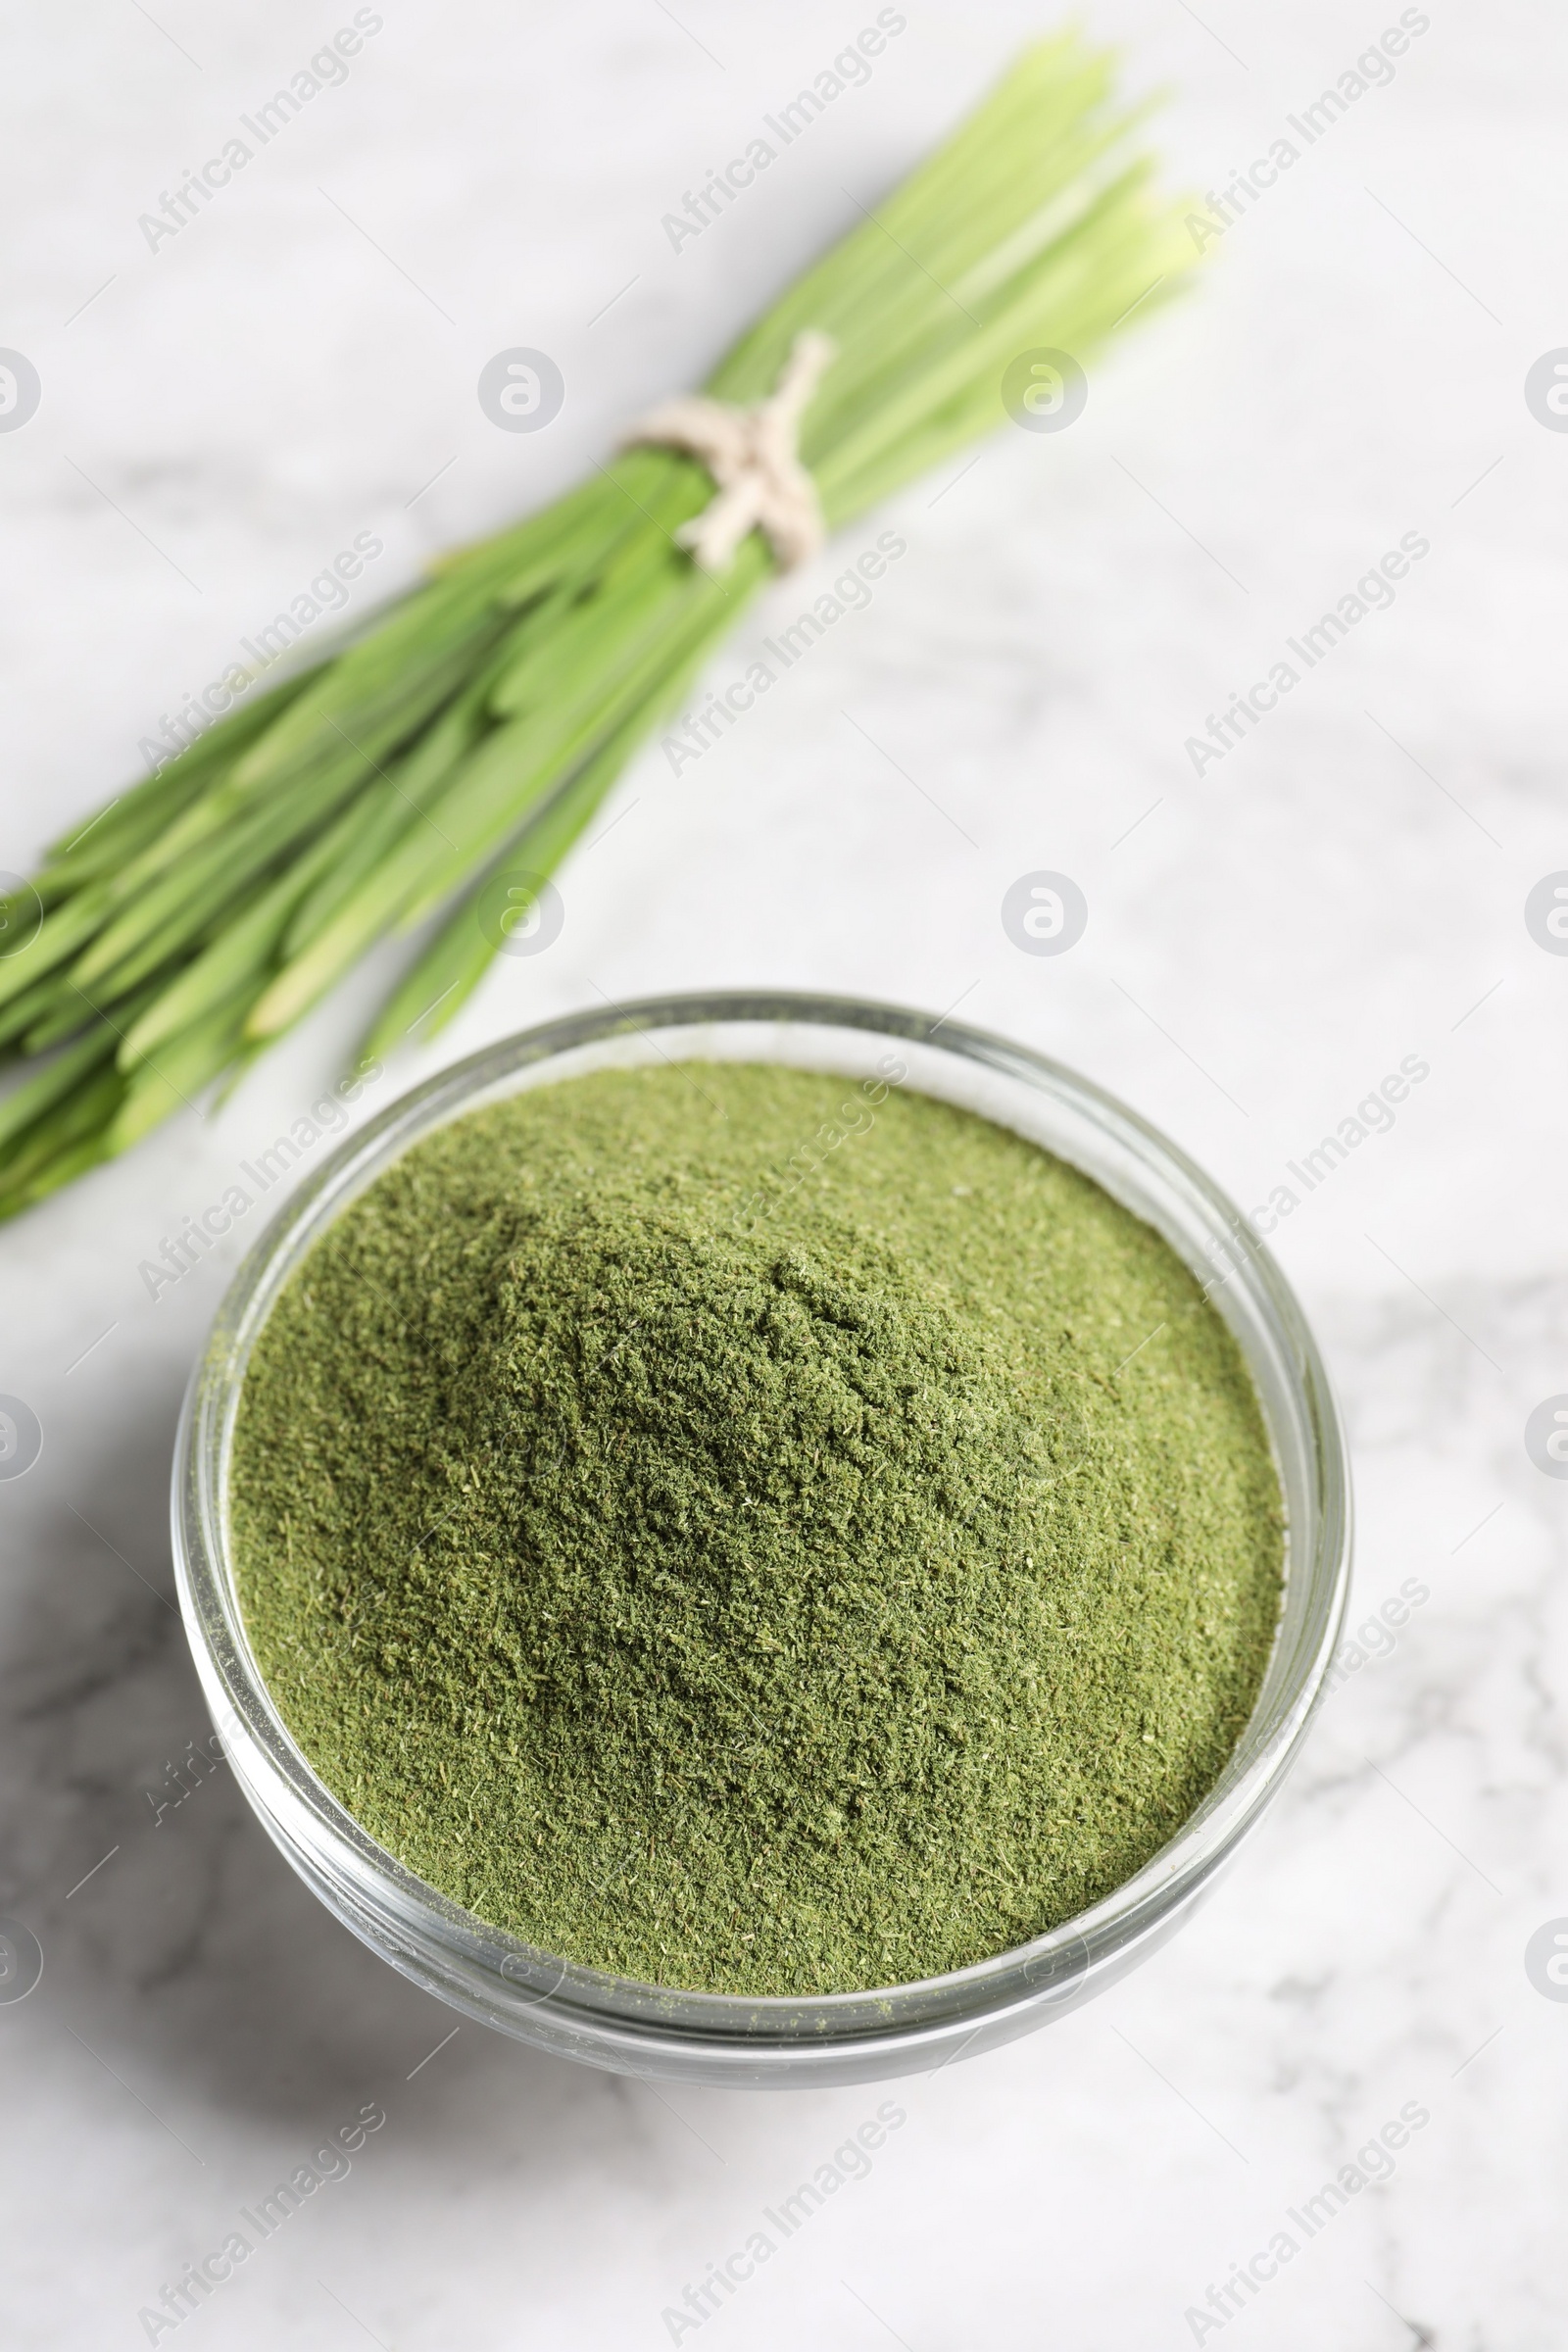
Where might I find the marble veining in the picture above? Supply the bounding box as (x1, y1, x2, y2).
(0, 3, 1558, 2345)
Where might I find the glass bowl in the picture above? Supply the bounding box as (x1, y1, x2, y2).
(172, 992, 1351, 2087)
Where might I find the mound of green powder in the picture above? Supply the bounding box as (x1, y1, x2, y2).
(229, 1062, 1282, 1996)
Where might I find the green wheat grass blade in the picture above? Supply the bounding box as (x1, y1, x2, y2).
(0, 35, 1199, 1218)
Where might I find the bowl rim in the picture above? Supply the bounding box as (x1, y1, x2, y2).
(172, 988, 1352, 2057)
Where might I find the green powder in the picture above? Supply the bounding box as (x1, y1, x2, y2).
(229, 1062, 1283, 1996)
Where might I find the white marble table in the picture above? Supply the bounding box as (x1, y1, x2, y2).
(2, 2, 1562, 2344)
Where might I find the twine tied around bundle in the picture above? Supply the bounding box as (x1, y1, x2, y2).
(623, 330, 836, 574)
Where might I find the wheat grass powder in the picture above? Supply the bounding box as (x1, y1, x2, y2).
(229, 1061, 1283, 1996)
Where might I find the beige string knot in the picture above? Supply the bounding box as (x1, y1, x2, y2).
(624, 330, 835, 574)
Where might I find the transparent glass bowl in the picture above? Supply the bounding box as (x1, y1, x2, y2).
(172, 993, 1351, 2087)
